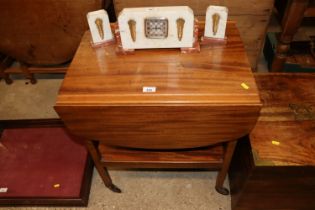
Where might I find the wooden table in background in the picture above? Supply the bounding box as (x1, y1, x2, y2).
(55, 22, 261, 195)
(229, 73, 315, 210)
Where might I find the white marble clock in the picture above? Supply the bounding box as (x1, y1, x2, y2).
(204, 6, 228, 39)
(117, 6, 195, 50)
(87, 10, 113, 45)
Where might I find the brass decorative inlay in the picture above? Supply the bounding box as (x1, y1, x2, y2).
(128, 19, 137, 42)
(252, 149, 275, 166)
(176, 18, 185, 41)
(212, 13, 220, 35)
(288, 103, 314, 121)
(95, 18, 104, 40)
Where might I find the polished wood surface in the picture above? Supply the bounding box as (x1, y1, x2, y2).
(252, 73, 315, 166)
(251, 121, 315, 166)
(56, 105, 260, 149)
(55, 21, 261, 195)
(229, 139, 315, 210)
(99, 144, 224, 169)
(229, 73, 315, 210)
(0, 0, 106, 65)
(55, 22, 261, 149)
(57, 22, 260, 105)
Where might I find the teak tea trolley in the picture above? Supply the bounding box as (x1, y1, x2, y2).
(55, 22, 261, 195)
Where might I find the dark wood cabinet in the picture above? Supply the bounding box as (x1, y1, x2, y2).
(229, 73, 315, 210)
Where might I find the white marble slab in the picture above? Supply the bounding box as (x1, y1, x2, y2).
(118, 6, 194, 50)
(204, 6, 228, 39)
(87, 9, 113, 44)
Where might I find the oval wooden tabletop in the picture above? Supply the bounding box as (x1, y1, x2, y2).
(55, 22, 261, 149)
(57, 22, 260, 106)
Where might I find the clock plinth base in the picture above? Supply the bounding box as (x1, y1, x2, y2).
(116, 47, 135, 55)
(181, 19, 201, 53)
(181, 42, 200, 53)
(90, 38, 116, 49)
(200, 36, 227, 45)
(113, 23, 135, 55)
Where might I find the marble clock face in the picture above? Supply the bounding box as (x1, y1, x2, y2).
(144, 18, 168, 39)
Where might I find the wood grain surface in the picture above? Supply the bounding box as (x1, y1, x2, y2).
(251, 73, 315, 166)
(229, 73, 315, 210)
(255, 73, 315, 121)
(55, 22, 261, 149)
(57, 22, 260, 104)
(229, 138, 315, 210)
(56, 105, 260, 149)
(251, 120, 315, 166)
(0, 0, 105, 65)
(98, 143, 224, 168)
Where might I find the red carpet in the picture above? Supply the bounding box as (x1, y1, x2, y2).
(0, 127, 88, 198)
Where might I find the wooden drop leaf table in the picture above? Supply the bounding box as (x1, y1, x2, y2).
(55, 22, 262, 195)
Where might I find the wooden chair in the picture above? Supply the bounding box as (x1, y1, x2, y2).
(272, 0, 315, 71)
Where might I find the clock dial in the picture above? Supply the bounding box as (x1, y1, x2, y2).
(145, 18, 168, 39)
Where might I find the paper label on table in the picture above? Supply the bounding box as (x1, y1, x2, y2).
(0, 188, 8, 193)
(143, 86, 156, 93)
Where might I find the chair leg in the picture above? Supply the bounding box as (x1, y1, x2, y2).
(3, 73, 13, 84)
(84, 140, 122, 193)
(271, 0, 308, 72)
(215, 140, 237, 195)
(0, 70, 12, 84)
(20, 63, 37, 84)
(0, 55, 13, 84)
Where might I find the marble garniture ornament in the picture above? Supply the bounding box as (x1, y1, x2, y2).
(117, 6, 195, 50)
(87, 10, 114, 45)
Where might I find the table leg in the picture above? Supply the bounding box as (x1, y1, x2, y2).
(215, 140, 237, 195)
(0, 69, 13, 84)
(84, 140, 122, 193)
(271, 0, 309, 72)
